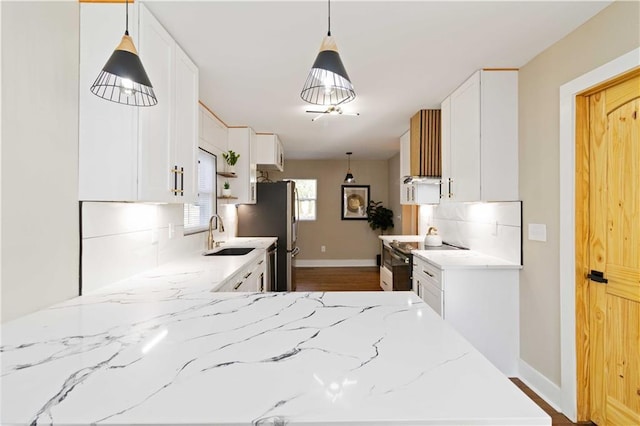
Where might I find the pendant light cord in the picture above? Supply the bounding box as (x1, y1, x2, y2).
(125, 0, 129, 36)
(327, 0, 331, 36)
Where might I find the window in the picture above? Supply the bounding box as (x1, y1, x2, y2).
(292, 179, 317, 221)
(184, 149, 217, 233)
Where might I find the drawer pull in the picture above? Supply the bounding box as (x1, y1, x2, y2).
(243, 272, 252, 279)
(423, 269, 434, 278)
(258, 260, 264, 265)
(233, 281, 243, 290)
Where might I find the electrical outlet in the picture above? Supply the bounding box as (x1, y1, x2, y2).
(321, 245, 326, 253)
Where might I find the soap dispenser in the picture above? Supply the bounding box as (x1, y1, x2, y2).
(424, 226, 443, 247)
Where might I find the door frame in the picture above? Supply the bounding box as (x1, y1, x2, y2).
(559, 47, 640, 422)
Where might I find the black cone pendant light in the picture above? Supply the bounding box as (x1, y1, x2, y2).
(344, 152, 355, 183)
(301, 0, 356, 106)
(90, 0, 157, 106)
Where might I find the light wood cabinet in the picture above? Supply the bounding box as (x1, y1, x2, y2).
(440, 69, 518, 202)
(409, 110, 441, 177)
(79, 3, 198, 203)
(400, 113, 441, 206)
(228, 127, 257, 204)
(256, 133, 284, 172)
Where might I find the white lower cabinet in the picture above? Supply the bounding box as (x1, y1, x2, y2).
(413, 255, 519, 376)
(379, 266, 392, 291)
(217, 254, 267, 292)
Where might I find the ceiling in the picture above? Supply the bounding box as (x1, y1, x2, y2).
(145, 0, 611, 160)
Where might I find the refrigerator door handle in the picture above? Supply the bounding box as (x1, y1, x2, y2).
(291, 247, 300, 257)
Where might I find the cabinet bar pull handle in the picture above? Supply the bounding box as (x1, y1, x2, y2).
(180, 167, 184, 196)
(258, 260, 264, 265)
(243, 272, 252, 279)
(233, 281, 243, 290)
(173, 165, 178, 195)
(423, 269, 434, 278)
(448, 178, 453, 198)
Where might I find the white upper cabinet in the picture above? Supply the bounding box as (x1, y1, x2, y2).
(441, 69, 518, 202)
(199, 104, 228, 174)
(228, 127, 257, 204)
(79, 3, 198, 203)
(399, 129, 410, 181)
(199, 105, 228, 153)
(137, 5, 174, 202)
(256, 134, 284, 172)
(173, 46, 199, 203)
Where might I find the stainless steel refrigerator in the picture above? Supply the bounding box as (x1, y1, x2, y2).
(237, 181, 299, 291)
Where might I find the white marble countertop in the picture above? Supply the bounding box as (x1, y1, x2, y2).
(413, 250, 522, 270)
(1, 237, 546, 425)
(378, 234, 424, 246)
(380, 235, 521, 270)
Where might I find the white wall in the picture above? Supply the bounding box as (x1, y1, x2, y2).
(518, 0, 640, 396)
(1, 2, 80, 323)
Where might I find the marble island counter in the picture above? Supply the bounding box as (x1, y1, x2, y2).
(1, 240, 548, 425)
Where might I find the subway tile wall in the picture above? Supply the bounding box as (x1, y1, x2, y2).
(81, 202, 238, 294)
(419, 201, 522, 264)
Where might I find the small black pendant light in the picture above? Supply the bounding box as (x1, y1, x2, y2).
(344, 152, 355, 183)
(90, 0, 157, 106)
(300, 0, 356, 106)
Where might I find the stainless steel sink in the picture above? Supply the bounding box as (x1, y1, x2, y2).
(204, 247, 255, 256)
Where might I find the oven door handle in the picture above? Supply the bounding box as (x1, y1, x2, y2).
(388, 249, 409, 264)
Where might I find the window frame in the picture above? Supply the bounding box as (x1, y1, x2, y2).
(291, 178, 317, 221)
(184, 148, 217, 234)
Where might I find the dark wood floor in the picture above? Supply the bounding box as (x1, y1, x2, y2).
(295, 266, 382, 292)
(295, 267, 585, 426)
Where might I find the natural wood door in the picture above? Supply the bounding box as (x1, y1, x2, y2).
(588, 74, 640, 425)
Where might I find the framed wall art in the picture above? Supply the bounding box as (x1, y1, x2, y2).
(341, 185, 369, 220)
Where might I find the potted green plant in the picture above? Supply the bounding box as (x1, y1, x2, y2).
(367, 200, 394, 266)
(222, 150, 240, 174)
(366, 200, 394, 234)
(222, 180, 231, 197)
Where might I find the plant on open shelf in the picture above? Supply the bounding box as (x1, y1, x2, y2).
(222, 150, 240, 174)
(222, 180, 231, 197)
(366, 200, 394, 234)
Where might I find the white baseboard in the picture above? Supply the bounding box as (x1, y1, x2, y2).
(518, 358, 563, 413)
(295, 259, 378, 267)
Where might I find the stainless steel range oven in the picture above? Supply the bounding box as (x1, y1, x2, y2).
(380, 240, 467, 291)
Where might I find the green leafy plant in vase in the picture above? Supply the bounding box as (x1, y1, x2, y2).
(222, 150, 240, 174)
(222, 180, 231, 197)
(366, 200, 394, 234)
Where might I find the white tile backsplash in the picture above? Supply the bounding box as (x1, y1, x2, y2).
(82, 202, 241, 293)
(82, 229, 157, 293)
(419, 201, 522, 264)
(82, 202, 211, 293)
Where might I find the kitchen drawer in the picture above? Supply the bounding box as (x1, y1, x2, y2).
(380, 266, 392, 292)
(213, 255, 264, 292)
(420, 281, 443, 316)
(413, 256, 442, 290)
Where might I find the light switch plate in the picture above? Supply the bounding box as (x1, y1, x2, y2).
(528, 223, 547, 242)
